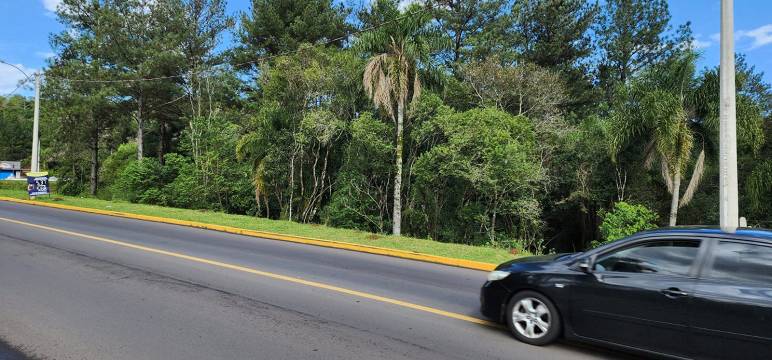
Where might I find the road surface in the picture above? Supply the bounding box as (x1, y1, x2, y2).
(0, 201, 634, 359)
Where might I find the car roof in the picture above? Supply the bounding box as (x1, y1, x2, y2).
(637, 226, 772, 241)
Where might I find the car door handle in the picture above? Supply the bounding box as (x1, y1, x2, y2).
(661, 287, 689, 298)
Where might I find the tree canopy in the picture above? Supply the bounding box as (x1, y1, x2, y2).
(2, 0, 770, 253)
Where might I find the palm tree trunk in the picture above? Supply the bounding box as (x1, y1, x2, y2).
(392, 99, 404, 236)
(669, 168, 682, 226)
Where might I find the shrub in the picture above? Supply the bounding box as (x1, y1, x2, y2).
(594, 202, 658, 248)
(99, 142, 138, 199)
(114, 158, 163, 202)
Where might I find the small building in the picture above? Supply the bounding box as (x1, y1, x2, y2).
(0, 161, 23, 180)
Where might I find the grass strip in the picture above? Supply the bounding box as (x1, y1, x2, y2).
(0, 186, 519, 265)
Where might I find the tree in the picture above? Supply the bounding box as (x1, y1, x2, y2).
(432, 0, 508, 65)
(612, 51, 748, 226)
(596, 0, 677, 90)
(57, 0, 187, 161)
(460, 56, 565, 123)
(324, 112, 394, 233)
(234, 0, 351, 75)
(412, 107, 544, 250)
(611, 52, 702, 226)
(177, 0, 234, 166)
(43, 74, 121, 196)
(693, 56, 769, 225)
(509, 0, 597, 111)
(116, 0, 187, 161)
(48, 0, 131, 195)
(237, 45, 363, 221)
(746, 160, 772, 224)
(0, 96, 33, 163)
(355, 1, 449, 236)
(511, 0, 596, 70)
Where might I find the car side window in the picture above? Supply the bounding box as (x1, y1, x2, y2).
(594, 240, 700, 276)
(705, 241, 772, 286)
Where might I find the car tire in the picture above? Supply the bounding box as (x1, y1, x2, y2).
(505, 290, 561, 346)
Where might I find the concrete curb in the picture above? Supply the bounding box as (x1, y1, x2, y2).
(0, 196, 497, 272)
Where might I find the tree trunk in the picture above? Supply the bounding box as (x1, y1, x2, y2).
(158, 120, 167, 164)
(288, 147, 295, 222)
(490, 211, 497, 242)
(89, 128, 99, 196)
(136, 96, 144, 161)
(254, 180, 262, 217)
(392, 99, 404, 236)
(669, 167, 682, 226)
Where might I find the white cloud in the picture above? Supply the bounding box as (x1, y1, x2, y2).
(42, 0, 61, 13)
(738, 24, 772, 50)
(0, 63, 36, 95)
(688, 34, 713, 50)
(691, 38, 712, 50)
(710, 33, 721, 43)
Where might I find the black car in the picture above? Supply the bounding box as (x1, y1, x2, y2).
(480, 227, 772, 359)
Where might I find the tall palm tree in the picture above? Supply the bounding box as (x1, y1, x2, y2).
(638, 89, 705, 226)
(613, 52, 705, 226)
(354, 1, 448, 236)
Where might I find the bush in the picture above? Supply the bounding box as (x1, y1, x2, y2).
(99, 142, 138, 199)
(594, 202, 658, 248)
(114, 158, 163, 202)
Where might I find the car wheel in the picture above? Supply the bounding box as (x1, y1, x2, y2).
(505, 290, 561, 346)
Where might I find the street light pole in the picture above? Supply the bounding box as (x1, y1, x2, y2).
(719, 0, 739, 233)
(31, 72, 41, 173)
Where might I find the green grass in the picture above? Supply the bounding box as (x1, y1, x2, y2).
(0, 184, 520, 264)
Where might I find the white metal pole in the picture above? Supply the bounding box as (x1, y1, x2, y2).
(720, 0, 739, 232)
(31, 72, 41, 173)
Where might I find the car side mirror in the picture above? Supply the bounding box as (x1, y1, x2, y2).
(578, 255, 596, 273)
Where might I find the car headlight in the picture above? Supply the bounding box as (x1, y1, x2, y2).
(487, 270, 510, 282)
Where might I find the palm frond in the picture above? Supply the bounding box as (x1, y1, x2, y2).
(363, 54, 395, 118)
(411, 69, 421, 105)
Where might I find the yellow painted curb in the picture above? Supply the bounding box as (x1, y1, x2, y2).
(0, 196, 498, 272)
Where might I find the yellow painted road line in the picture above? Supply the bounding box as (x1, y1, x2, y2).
(0, 197, 497, 272)
(0, 216, 501, 328)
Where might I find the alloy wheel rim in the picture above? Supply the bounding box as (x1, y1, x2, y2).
(512, 297, 550, 339)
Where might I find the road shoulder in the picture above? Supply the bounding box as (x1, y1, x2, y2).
(0, 196, 497, 271)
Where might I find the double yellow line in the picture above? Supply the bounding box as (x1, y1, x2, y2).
(0, 216, 500, 328)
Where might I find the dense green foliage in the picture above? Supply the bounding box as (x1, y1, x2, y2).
(1, 0, 770, 254)
(0, 96, 32, 162)
(410, 107, 544, 249)
(596, 202, 659, 247)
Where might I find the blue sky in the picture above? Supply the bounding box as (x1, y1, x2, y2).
(1, 0, 771, 96)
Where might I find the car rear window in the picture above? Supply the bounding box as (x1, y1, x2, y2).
(705, 241, 772, 286)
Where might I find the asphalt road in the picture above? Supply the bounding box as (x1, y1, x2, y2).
(0, 201, 635, 360)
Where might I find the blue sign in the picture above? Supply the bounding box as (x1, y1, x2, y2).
(27, 172, 50, 196)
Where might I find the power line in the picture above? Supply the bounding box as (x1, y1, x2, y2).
(0, 59, 33, 81)
(1, 79, 30, 99)
(49, 6, 430, 84)
(0, 59, 34, 99)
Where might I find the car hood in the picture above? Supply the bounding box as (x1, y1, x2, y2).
(496, 253, 578, 270)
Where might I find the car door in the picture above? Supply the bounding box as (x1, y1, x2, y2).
(690, 239, 772, 360)
(570, 238, 703, 358)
